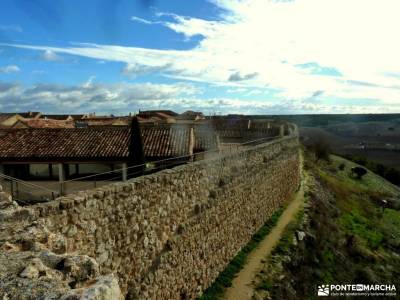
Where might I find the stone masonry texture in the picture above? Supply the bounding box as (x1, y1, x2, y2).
(0, 133, 300, 300)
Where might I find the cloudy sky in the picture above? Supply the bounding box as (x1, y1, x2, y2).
(1, 0, 400, 115)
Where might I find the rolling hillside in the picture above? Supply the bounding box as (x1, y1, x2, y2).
(253, 153, 400, 299)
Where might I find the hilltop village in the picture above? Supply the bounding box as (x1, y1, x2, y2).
(1, 111, 399, 300)
(0, 110, 290, 203)
(0, 109, 299, 299)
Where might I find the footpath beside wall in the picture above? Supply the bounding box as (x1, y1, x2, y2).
(0, 133, 300, 299)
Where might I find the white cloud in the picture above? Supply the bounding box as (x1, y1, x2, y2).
(155, 12, 223, 39)
(0, 65, 20, 74)
(41, 49, 63, 61)
(132, 13, 222, 39)
(228, 71, 258, 82)
(131, 16, 154, 25)
(83, 76, 96, 88)
(1, 79, 398, 114)
(0, 80, 202, 113)
(122, 63, 172, 78)
(3, 0, 400, 111)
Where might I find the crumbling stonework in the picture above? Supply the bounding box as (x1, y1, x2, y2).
(0, 133, 300, 299)
(0, 184, 18, 211)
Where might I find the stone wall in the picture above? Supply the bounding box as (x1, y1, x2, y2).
(0, 184, 15, 210)
(0, 134, 300, 299)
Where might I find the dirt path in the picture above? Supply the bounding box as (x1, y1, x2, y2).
(223, 156, 304, 300)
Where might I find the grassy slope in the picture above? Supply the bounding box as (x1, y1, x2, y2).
(253, 154, 400, 300)
(327, 155, 399, 195)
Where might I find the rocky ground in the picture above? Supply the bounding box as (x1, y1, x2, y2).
(0, 185, 123, 300)
(252, 153, 400, 300)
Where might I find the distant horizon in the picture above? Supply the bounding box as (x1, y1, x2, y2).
(1, 0, 400, 114)
(2, 110, 400, 117)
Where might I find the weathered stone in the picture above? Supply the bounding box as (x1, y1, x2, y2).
(66, 225, 78, 237)
(296, 231, 306, 241)
(39, 250, 64, 268)
(1, 242, 18, 252)
(59, 198, 75, 210)
(63, 255, 100, 281)
(19, 258, 47, 279)
(0, 188, 18, 210)
(48, 233, 67, 254)
(19, 264, 39, 279)
(0, 134, 301, 299)
(143, 236, 149, 248)
(60, 275, 123, 300)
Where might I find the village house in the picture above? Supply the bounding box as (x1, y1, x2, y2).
(75, 117, 131, 127)
(140, 123, 220, 167)
(0, 127, 143, 183)
(0, 112, 42, 127)
(11, 118, 75, 129)
(177, 110, 205, 121)
(0, 111, 287, 203)
(0, 118, 221, 199)
(0, 113, 21, 127)
(137, 110, 178, 124)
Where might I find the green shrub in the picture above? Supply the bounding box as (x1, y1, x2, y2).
(351, 167, 367, 179)
(256, 279, 273, 291)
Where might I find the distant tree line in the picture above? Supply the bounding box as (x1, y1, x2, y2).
(343, 155, 400, 186)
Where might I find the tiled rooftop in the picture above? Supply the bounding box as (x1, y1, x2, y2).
(0, 114, 12, 124)
(0, 117, 279, 164)
(141, 125, 190, 159)
(14, 119, 75, 129)
(176, 110, 205, 120)
(0, 127, 131, 161)
(193, 126, 219, 153)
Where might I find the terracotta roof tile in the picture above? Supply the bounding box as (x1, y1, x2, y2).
(0, 128, 131, 162)
(0, 114, 13, 123)
(193, 126, 219, 153)
(141, 125, 190, 159)
(14, 119, 75, 128)
(0, 123, 221, 163)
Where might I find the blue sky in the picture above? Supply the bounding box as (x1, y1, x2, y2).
(1, 0, 400, 115)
